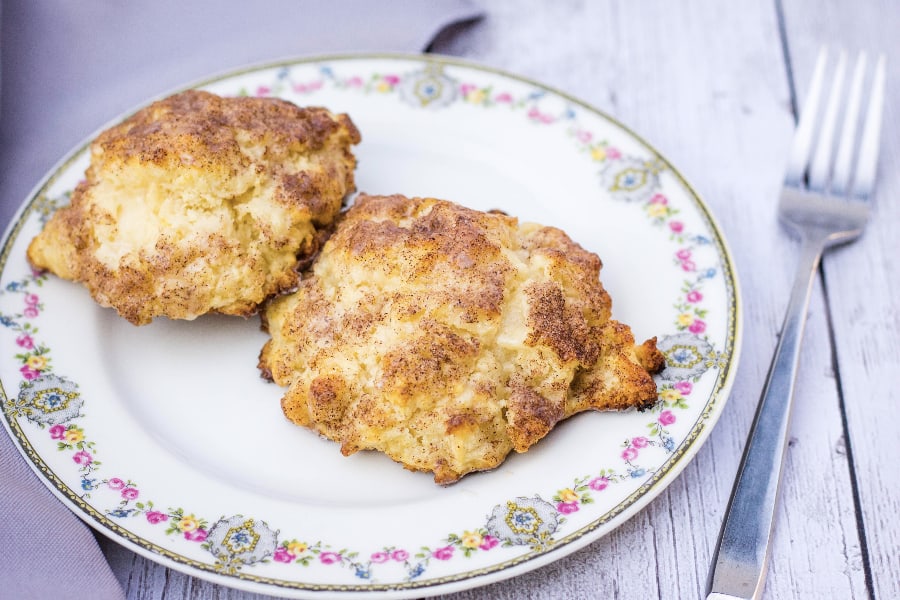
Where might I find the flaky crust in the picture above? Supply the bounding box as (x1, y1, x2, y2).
(259, 194, 664, 484)
(27, 90, 360, 325)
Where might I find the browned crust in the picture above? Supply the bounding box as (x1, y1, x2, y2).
(260, 194, 665, 484)
(27, 90, 360, 325)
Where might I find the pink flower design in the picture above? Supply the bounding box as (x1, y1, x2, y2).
(669, 220, 684, 233)
(23, 306, 39, 319)
(686, 290, 703, 303)
(479, 535, 499, 550)
(649, 193, 668, 205)
(145, 511, 168, 525)
(16, 334, 34, 349)
(121, 487, 139, 500)
(25, 293, 39, 306)
(527, 107, 554, 123)
(107, 477, 125, 490)
(494, 92, 513, 103)
(391, 549, 409, 562)
(383, 75, 400, 86)
(256, 85, 271, 96)
(681, 260, 696, 272)
(49, 424, 66, 440)
(320, 551, 342, 565)
(621, 447, 638, 461)
(606, 147, 622, 160)
(184, 529, 207, 542)
(689, 319, 706, 334)
(659, 410, 677, 426)
(346, 76, 363, 87)
(432, 546, 454, 561)
(273, 547, 294, 563)
(674, 381, 693, 395)
(460, 83, 477, 95)
(589, 476, 610, 491)
(20, 365, 40, 380)
(632, 436, 649, 449)
(370, 552, 389, 564)
(73, 450, 93, 466)
(675, 249, 692, 260)
(577, 130, 593, 143)
(556, 501, 579, 515)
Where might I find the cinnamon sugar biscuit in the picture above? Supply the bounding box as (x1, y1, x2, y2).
(27, 90, 360, 325)
(259, 194, 664, 484)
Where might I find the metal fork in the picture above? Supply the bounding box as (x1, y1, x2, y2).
(706, 48, 887, 600)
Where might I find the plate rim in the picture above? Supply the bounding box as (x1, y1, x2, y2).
(0, 51, 743, 598)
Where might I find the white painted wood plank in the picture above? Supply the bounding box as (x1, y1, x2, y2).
(778, 0, 900, 597)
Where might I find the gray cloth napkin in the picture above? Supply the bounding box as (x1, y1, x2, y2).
(0, 2, 480, 598)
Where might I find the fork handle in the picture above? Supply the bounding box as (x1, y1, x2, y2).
(706, 235, 826, 600)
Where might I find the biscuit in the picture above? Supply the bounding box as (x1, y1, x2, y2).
(27, 90, 360, 325)
(259, 194, 664, 484)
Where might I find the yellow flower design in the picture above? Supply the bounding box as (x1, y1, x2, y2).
(461, 531, 483, 549)
(590, 146, 607, 161)
(559, 488, 579, 503)
(286, 541, 308, 555)
(466, 89, 487, 104)
(179, 516, 199, 532)
(375, 81, 392, 93)
(63, 428, 84, 443)
(26, 355, 47, 370)
(677, 313, 694, 327)
(659, 389, 683, 403)
(647, 204, 668, 218)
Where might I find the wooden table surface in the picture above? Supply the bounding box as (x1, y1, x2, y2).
(100, 1, 899, 598)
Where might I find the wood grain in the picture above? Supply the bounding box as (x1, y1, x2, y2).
(776, 0, 900, 596)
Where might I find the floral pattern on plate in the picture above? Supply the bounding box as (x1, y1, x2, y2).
(0, 56, 738, 595)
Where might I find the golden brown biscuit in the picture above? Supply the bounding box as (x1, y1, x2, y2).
(259, 194, 664, 484)
(27, 90, 360, 325)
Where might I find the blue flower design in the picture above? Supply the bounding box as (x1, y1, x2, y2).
(656, 333, 715, 381)
(399, 65, 458, 109)
(81, 478, 96, 491)
(18, 374, 84, 425)
(663, 436, 676, 452)
(206, 515, 278, 566)
(0, 315, 14, 327)
(486, 496, 559, 549)
(408, 563, 425, 580)
(109, 509, 132, 518)
(6, 281, 22, 292)
(354, 566, 372, 579)
(600, 157, 661, 203)
(630, 468, 646, 478)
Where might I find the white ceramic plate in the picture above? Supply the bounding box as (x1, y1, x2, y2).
(0, 55, 741, 599)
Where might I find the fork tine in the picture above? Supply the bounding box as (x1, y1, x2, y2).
(808, 50, 848, 192)
(785, 48, 829, 187)
(852, 54, 887, 201)
(831, 53, 868, 195)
